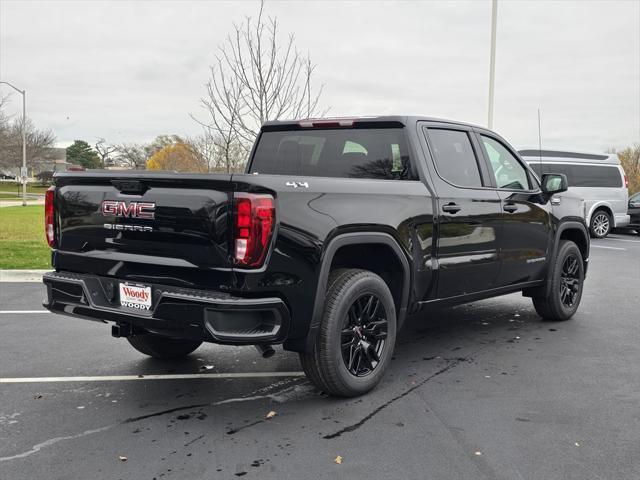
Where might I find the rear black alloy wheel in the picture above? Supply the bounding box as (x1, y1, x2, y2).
(299, 268, 397, 397)
(341, 294, 388, 377)
(532, 240, 584, 321)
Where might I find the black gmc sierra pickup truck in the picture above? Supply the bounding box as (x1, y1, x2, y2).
(43, 116, 589, 397)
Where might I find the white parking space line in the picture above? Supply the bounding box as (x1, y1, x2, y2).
(0, 372, 305, 384)
(602, 237, 640, 244)
(0, 310, 51, 314)
(591, 245, 626, 251)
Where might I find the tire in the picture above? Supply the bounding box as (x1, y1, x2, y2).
(532, 240, 584, 321)
(127, 333, 202, 359)
(299, 268, 397, 397)
(589, 209, 611, 238)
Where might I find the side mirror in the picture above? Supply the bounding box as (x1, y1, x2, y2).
(541, 173, 568, 195)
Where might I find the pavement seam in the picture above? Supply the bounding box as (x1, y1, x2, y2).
(0, 379, 307, 463)
(322, 341, 495, 440)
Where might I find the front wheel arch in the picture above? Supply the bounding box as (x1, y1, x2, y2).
(554, 222, 589, 275)
(524, 222, 589, 299)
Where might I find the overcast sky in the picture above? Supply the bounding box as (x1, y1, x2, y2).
(1, 0, 638, 152)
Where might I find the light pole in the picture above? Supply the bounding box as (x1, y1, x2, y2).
(487, 0, 498, 129)
(0, 81, 27, 206)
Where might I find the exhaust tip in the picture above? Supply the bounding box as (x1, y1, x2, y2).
(255, 344, 276, 359)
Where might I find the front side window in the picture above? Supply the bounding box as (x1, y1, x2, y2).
(427, 129, 483, 188)
(481, 136, 531, 190)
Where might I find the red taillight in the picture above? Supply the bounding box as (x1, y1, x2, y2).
(233, 193, 274, 267)
(624, 174, 628, 189)
(45, 186, 56, 248)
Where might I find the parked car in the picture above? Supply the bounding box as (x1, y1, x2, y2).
(519, 150, 630, 238)
(627, 191, 640, 234)
(0, 172, 17, 180)
(42, 116, 590, 397)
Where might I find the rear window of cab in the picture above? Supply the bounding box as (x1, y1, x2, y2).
(250, 127, 417, 180)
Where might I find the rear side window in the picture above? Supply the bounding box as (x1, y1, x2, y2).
(427, 129, 483, 188)
(250, 128, 416, 180)
(528, 163, 622, 188)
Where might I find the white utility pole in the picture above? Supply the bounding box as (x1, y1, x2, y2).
(0, 81, 27, 206)
(487, 0, 498, 129)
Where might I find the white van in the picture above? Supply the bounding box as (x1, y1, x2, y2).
(519, 149, 630, 238)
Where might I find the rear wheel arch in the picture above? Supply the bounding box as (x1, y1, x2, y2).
(304, 232, 410, 353)
(589, 204, 614, 226)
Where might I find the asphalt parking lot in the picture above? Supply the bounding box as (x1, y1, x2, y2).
(1, 233, 639, 480)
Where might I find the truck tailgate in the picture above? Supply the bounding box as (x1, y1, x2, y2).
(54, 173, 234, 270)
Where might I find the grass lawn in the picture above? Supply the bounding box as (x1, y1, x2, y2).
(0, 205, 51, 269)
(0, 194, 41, 200)
(0, 183, 50, 194)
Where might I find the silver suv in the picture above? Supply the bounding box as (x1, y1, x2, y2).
(520, 149, 630, 238)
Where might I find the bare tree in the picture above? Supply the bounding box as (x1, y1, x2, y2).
(0, 95, 56, 171)
(113, 143, 147, 170)
(95, 138, 118, 168)
(0, 116, 55, 171)
(193, 0, 325, 172)
(0, 93, 10, 129)
(187, 132, 218, 172)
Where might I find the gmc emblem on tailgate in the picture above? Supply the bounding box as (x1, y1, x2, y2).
(101, 200, 155, 219)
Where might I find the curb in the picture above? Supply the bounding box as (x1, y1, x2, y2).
(0, 270, 52, 283)
(0, 200, 45, 208)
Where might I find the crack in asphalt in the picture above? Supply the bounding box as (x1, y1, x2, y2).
(0, 380, 306, 463)
(323, 357, 469, 439)
(226, 419, 266, 435)
(184, 433, 205, 447)
(322, 339, 498, 440)
(0, 425, 113, 462)
(123, 403, 209, 423)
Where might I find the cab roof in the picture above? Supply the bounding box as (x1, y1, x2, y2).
(261, 115, 490, 132)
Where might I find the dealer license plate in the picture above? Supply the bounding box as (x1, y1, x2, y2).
(119, 283, 152, 310)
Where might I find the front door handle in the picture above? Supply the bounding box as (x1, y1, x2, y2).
(442, 203, 461, 214)
(503, 203, 518, 213)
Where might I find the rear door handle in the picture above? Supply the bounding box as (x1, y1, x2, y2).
(503, 203, 518, 213)
(442, 203, 461, 214)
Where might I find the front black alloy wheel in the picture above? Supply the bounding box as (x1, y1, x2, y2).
(532, 240, 584, 321)
(299, 268, 397, 397)
(341, 293, 388, 377)
(559, 254, 581, 308)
